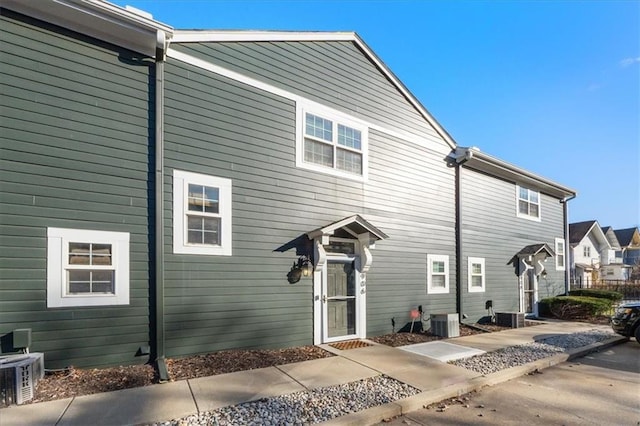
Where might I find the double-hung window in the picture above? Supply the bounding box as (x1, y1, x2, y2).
(516, 185, 540, 220)
(467, 257, 485, 293)
(427, 254, 449, 294)
(47, 228, 130, 308)
(555, 238, 566, 270)
(173, 170, 232, 256)
(583, 246, 591, 257)
(296, 105, 368, 181)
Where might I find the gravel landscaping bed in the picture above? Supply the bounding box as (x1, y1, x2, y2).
(450, 329, 616, 375)
(153, 328, 617, 426)
(150, 375, 420, 426)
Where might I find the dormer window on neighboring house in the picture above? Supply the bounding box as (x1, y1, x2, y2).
(516, 185, 540, 221)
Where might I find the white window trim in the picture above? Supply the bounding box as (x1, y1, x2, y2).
(47, 227, 130, 308)
(515, 185, 542, 222)
(555, 237, 566, 271)
(467, 257, 486, 293)
(427, 254, 450, 294)
(296, 102, 369, 182)
(173, 170, 232, 256)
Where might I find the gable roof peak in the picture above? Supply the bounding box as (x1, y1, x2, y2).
(614, 227, 640, 247)
(171, 29, 457, 150)
(569, 220, 602, 246)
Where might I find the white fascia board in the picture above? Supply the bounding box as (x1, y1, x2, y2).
(168, 48, 444, 151)
(171, 30, 457, 149)
(458, 147, 577, 199)
(588, 222, 612, 250)
(172, 30, 356, 43)
(351, 34, 457, 150)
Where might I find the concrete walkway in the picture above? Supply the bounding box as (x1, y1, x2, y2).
(0, 321, 624, 426)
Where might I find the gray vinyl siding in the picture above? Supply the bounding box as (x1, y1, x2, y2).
(459, 167, 566, 322)
(163, 50, 456, 357)
(171, 41, 450, 154)
(0, 10, 152, 368)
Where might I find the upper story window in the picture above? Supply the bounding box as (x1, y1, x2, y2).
(427, 254, 449, 294)
(296, 104, 368, 181)
(555, 238, 566, 271)
(173, 170, 232, 256)
(516, 185, 541, 221)
(583, 246, 591, 257)
(47, 228, 130, 308)
(467, 257, 485, 293)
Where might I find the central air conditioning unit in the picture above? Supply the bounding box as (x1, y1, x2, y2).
(0, 353, 44, 407)
(430, 313, 460, 338)
(495, 312, 525, 328)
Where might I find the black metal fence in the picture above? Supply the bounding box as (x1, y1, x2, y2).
(570, 280, 640, 302)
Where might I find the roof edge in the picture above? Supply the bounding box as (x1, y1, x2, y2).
(453, 147, 577, 199)
(569, 220, 611, 249)
(1, 0, 173, 56)
(172, 30, 458, 150)
(307, 214, 388, 241)
(172, 30, 356, 43)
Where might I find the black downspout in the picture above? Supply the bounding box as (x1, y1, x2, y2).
(561, 194, 576, 295)
(453, 150, 472, 324)
(154, 31, 169, 382)
(455, 162, 463, 323)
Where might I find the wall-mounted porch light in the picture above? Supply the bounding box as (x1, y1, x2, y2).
(287, 255, 314, 284)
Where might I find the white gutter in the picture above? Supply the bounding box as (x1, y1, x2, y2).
(452, 146, 577, 198)
(1, 0, 173, 57)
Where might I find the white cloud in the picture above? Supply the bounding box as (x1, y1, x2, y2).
(620, 57, 640, 67)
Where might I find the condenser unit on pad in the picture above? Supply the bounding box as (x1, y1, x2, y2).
(430, 313, 460, 338)
(496, 312, 525, 328)
(0, 353, 44, 407)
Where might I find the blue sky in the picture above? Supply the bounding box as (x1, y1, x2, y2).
(116, 0, 639, 229)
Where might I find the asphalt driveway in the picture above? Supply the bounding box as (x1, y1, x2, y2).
(378, 340, 640, 426)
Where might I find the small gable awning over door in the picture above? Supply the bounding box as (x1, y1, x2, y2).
(508, 243, 555, 276)
(513, 243, 555, 258)
(307, 215, 388, 274)
(307, 214, 388, 243)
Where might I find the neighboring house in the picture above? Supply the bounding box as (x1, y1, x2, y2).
(614, 228, 640, 278)
(0, 0, 575, 371)
(600, 226, 629, 280)
(568, 221, 611, 287)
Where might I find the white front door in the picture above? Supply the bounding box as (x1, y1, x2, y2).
(322, 259, 359, 342)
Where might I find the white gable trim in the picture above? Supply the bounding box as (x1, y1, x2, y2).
(167, 48, 441, 150)
(172, 31, 356, 43)
(169, 31, 457, 149)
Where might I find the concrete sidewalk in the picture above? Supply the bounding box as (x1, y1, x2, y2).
(0, 321, 624, 426)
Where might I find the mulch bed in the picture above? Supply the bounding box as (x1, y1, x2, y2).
(31, 346, 331, 404)
(28, 316, 607, 404)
